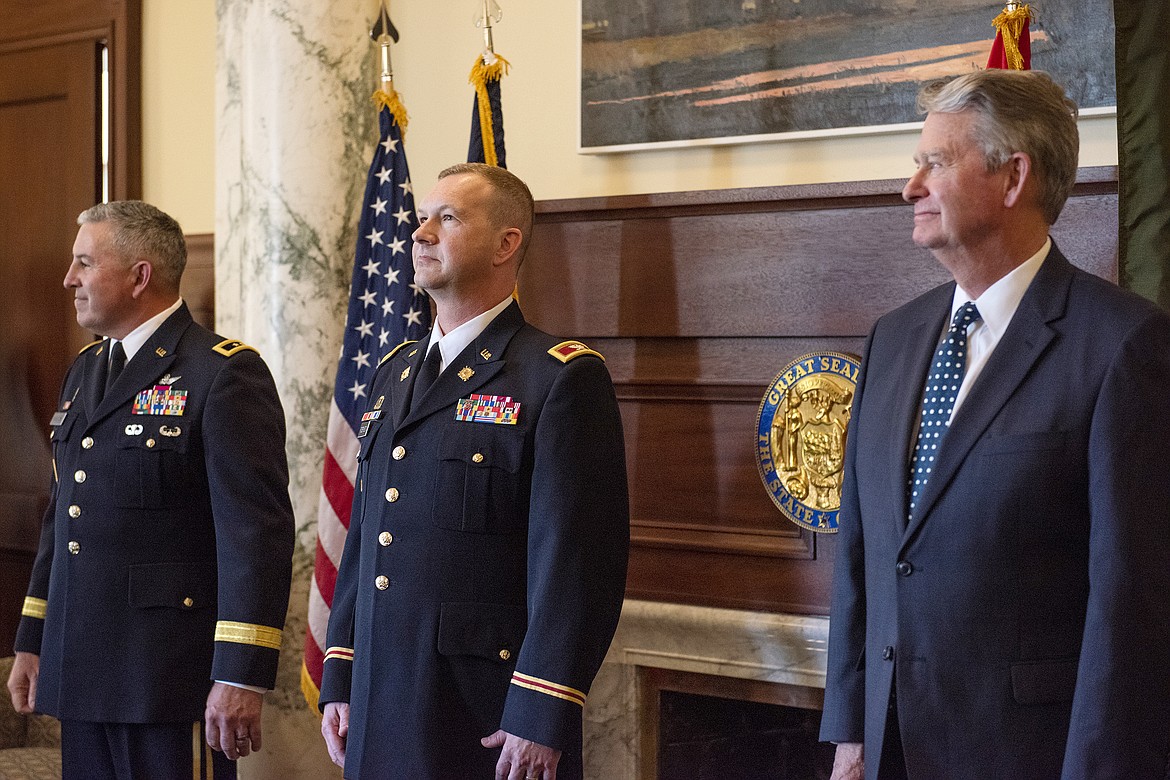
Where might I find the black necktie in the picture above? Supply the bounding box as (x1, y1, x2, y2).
(409, 346, 442, 413)
(105, 341, 126, 400)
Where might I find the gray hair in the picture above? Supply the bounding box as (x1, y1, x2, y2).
(77, 201, 187, 290)
(438, 162, 535, 264)
(917, 70, 1079, 225)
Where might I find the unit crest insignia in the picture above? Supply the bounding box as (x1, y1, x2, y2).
(755, 352, 860, 533)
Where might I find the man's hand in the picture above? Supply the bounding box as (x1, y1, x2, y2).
(482, 729, 561, 780)
(204, 683, 263, 760)
(6, 652, 39, 714)
(322, 702, 349, 769)
(829, 742, 864, 780)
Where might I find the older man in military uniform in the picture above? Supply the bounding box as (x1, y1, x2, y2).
(319, 163, 629, 780)
(6, 201, 295, 779)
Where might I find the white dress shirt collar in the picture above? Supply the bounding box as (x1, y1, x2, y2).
(425, 296, 514, 372)
(113, 298, 184, 362)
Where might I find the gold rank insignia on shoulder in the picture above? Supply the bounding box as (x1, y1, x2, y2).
(79, 339, 104, 355)
(548, 340, 604, 363)
(212, 339, 258, 357)
(380, 339, 418, 367)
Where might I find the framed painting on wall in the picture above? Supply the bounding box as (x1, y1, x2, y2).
(579, 0, 1116, 152)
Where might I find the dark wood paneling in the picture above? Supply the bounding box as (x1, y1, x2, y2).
(520, 168, 1119, 615)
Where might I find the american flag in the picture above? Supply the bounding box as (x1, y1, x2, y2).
(303, 99, 430, 708)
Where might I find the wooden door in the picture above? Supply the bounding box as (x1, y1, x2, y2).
(0, 38, 102, 653)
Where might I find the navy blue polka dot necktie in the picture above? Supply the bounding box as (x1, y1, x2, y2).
(908, 301, 981, 519)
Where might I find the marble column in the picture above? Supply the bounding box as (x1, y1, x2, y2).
(217, 1, 382, 777)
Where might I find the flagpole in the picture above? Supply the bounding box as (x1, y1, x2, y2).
(480, 0, 496, 57)
(303, 0, 427, 713)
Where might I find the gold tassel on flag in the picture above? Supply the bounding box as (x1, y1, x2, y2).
(469, 53, 510, 166)
(374, 86, 410, 134)
(988, 3, 1033, 71)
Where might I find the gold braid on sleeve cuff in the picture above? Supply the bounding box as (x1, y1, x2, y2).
(21, 597, 47, 620)
(214, 621, 283, 650)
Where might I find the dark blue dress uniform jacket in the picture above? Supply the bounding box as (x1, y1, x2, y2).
(318, 302, 630, 779)
(14, 304, 295, 723)
(819, 247, 1170, 778)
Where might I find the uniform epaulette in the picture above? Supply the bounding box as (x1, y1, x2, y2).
(548, 340, 604, 363)
(78, 339, 105, 355)
(212, 339, 259, 357)
(378, 340, 417, 367)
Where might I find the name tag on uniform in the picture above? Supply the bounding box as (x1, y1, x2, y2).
(455, 394, 520, 425)
(50, 411, 68, 427)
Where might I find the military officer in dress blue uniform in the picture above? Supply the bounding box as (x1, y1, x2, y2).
(319, 163, 630, 780)
(5, 201, 295, 780)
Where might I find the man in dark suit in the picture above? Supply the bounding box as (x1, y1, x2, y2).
(318, 163, 629, 780)
(820, 70, 1170, 779)
(6, 201, 295, 779)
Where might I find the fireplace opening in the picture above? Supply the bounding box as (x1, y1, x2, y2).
(656, 689, 835, 779)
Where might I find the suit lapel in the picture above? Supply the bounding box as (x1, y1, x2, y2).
(390, 341, 427, 429)
(86, 305, 191, 428)
(398, 302, 525, 429)
(903, 248, 1074, 544)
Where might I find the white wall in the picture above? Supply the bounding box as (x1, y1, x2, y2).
(141, 0, 1116, 219)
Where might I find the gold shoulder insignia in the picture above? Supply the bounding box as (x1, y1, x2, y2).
(548, 340, 605, 363)
(212, 338, 259, 357)
(78, 339, 104, 355)
(379, 339, 417, 367)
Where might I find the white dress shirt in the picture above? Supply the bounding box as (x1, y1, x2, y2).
(424, 296, 514, 371)
(947, 238, 1051, 421)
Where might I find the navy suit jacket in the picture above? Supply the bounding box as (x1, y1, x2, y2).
(15, 304, 295, 723)
(318, 302, 630, 779)
(820, 246, 1170, 778)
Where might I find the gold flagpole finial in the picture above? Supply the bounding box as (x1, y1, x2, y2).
(474, 0, 503, 59)
(370, 1, 400, 91)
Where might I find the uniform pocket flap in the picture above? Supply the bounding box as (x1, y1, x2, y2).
(438, 427, 523, 472)
(117, 430, 188, 453)
(1011, 658, 1078, 704)
(437, 602, 527, 662)
(128, 562, 216, 610)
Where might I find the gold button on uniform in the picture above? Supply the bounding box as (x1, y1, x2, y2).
(379, 531, 394, 546)
(182, 597, 194, 608)
(74, 470, 86, 483)
(498, 649, 511, 661)
(392, 446, 406, 460)
(82, 437, 94, 449)
(385, 488, 399, 502)
(67, 541, 80, 554)
(375, 575, 390, 590)
(146, 439, 156, 448)
(472, 453, 484, 464)
(68, 505, 81, 518)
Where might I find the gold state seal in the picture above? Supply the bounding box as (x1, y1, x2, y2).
(755, 352, 860, 533)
